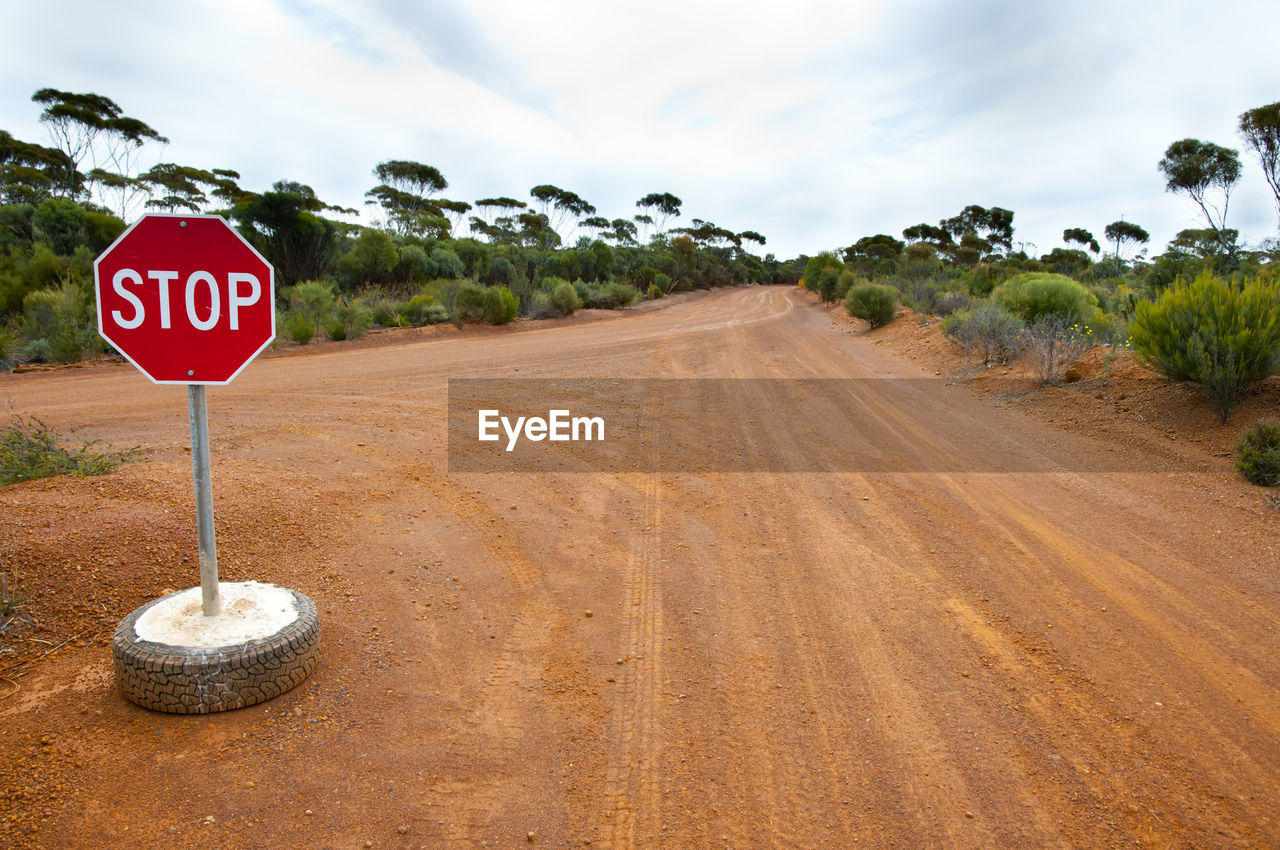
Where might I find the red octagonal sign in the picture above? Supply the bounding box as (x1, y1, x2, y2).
(95, 213, 275, 384)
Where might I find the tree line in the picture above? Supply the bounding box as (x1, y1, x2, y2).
(1, 88, 795, 366)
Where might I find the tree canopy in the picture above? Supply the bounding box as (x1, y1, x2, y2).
(1157, 138, 1241, 257)
(1239, 100, 1280, 226)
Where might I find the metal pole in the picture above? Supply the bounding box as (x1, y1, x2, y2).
(187, 384, 221, 617)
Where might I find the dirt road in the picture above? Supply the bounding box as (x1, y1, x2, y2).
(3, 286, 1278, 847)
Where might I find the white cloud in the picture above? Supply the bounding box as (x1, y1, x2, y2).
(1, 0, 1277, 257)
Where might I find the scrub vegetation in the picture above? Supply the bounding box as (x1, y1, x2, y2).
(0, 414, 136, 485)
(2, 89, 1278, 424)
(799, 101, 1280, 419)
(1, 89, 786, 364)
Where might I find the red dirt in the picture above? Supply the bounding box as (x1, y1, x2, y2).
(2, 286, 1278, 847)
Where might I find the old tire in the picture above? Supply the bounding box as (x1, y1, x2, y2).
(113, 586, 320, 714)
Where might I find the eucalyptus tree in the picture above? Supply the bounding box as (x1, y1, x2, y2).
(901, 222, 952, 249)
(1158, 138, 1241, 259)
(606, 217, 638, 245)
(435, 199, 472, 237)
(633, 213, 655, 243)
(32, 88, 167, 217)
(529, 184, 595, 241)
(1103, 219, 1150, 275)
(231, 180, 342, 286)
(1062, 227, 1100, 254)
(474, 196, 527, 226)
(636, 192, 682, 234)
(1239, 100, 1280, 226)
(365, 159, 448, 236)
(0, 129, 70, 205)
(940, 204, 1014, 256)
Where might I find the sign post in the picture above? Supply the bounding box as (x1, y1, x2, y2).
(188, 384, 220, 616)
(96, 213, 320, 714)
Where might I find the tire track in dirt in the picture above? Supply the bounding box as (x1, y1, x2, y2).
(780, 312, 1279, 842)
(601, 470, 665, 847)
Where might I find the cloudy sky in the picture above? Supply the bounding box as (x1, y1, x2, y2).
(2, 0, 1278, 260)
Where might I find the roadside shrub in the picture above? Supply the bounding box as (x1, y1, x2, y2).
(835, 270, 859, 302)
(895, 278, 934, 314)
(1128, 272, 1280, 422)
(33, 197, 88, 255)
(483, 286, 519, 325)
(844, 283, 899, 328)
(992, 272, 1097, 324)
(399, 293, 448, 326)
(0, 326, 17, 371)
(963, 263, 996, 297)
(803, 253, 844, 304)
(653, 273, 671, 294)
(20, 281, 97, 364)
(585, 282, 641, 309)
(284, 312, 315, 345)
(551, 279, 582, 315)
(394, 244, 435, 284)
(573, 279, 591, 304)
(1020, 314, 1091, 386)
(527, 291, 558, 319)
(935, 291, 971, 316)
(336, 229, 397, 290)
(326, 300, 374, 341)
(453, 282, 487, 323)
(1, 414, 137, 485)
(367, 294, 405, 327)
(431, 246, 465, 280)
(942, 303, 1024, 365)
(646, 283, 663, 300)
(285, 280, 337, 322)
(1235, 421, 1280, 486)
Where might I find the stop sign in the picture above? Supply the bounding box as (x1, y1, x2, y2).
(95, 213, 275, 384)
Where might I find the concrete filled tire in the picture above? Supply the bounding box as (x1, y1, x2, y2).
(113, 584, 320, 714)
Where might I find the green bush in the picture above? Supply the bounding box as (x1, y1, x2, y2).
(431, 246, 465, 280)
(527, 291, 558, 319)
(0, 326, 17, 371)
(398, 293, 448, 326)
(573, 279, 591, 304)
(1235, 421, 1280, 486)
(20, 281, 97, 364)
(942, 303, 1024, 365)
(453, 282, 487, 323)
(585, 282, 641, 309)
(284, 312, 315, 345)
(367, 294, 405, 327)
(1129, 272, 1280, 422)
(963, 263, 996, 297)
(844, 283, 899, 328)
(646, 283, 663, 300)
(33, 198, 88, 255)
(1, 414, 136, 485)
(325, 300, 374, 341)
(550, 279, 582, 315)
(835, 270, 859, 302)
(653, 273, 671, 294)
(285, 280, 337, 322)
(935, 291, 971, 316)
(992, 272, 1097, 323)
(483, 286, 519, 324)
